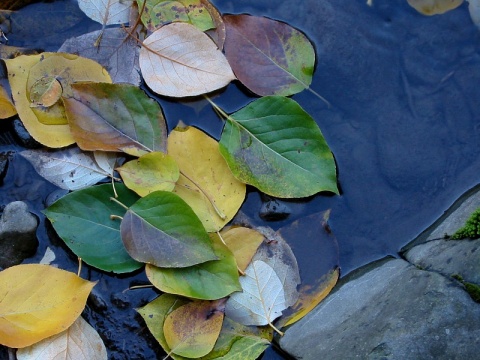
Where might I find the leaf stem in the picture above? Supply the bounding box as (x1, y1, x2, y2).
(179, 170, 227, 220)
(269, 322, 284, 336)
(110, 214, 123, 221)
(110, 197, 129, 211)
(77, 257, 82, 277)
(307, 87, 331, 108)
(204, 96, 231, 121)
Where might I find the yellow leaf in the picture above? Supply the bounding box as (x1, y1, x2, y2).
(16, 316, 107, 360)
(407, 0, 463, 15)
(163, 300, 224, 358)
(221, 226, 264, 272)
(0, 264, 96, 348)
(0, 84, 16, 119)
(4, 53, 111, 148)
(168, 126, 246, 232)
(117, 152, 179, 197)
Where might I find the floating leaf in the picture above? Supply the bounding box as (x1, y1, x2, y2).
(78, 0, 133, 25)
(121, 191, 217, 267)
(146, 232, 241, 300)
(136, 0, 215, 32)
(221, 226, 264, 272)
(407, 0, 463, 15)
(163, 300, 224, 358)
(0, 84, 16, 119)
(20, 147, 112, 190)
(0, 264, 95, 348)
(44, 183, 142, 273)
(4, 53, 112, 147)
(64, 82, 167, 156)
(117, 152, 179, 196)
(225, 260, 286, 333)
(139, 22, 236, 97)
(16, 316, 107, 360)
(168, 126, 246, 232)
(223, 14, 315, 96)
(58, 28, 141, 85)
(219, 96, 338, 198)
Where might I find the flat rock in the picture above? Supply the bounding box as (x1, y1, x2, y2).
(280, 258, 480, 359)
(0, 201, 38, 268)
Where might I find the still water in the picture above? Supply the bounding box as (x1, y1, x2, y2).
(1, 0, 480, 358)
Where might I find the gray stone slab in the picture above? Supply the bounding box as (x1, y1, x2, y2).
(280, 258, 480, 360)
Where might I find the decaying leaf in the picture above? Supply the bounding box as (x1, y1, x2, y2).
(0, 264, 95, 348)
(219, 96, 338, 198)
(58, 28, 141, 85)
(146, 232, 241, 300)
(220, 226, 264, 272)
(407, 0, 464, 15)
(0, 84, 16, 119)
(139, 22, 236, 97)
(163, 300, 225, 358)
(78, 0, 133, 25)
(121, 191, 217, 267)
(201, 0, 226, 50)
(117, 152, 179, 196)
(136, 0, 215, 32)
(16, 316, 107, 360)
(168, 126, 246, 232)
(223, 14, 315, 96)
(44, 184, 142, 273)
(20, 147, 113, 191)
(4, 53, 112, 147)
(64, 82, 167, 156)
(225, 260, 286, 334)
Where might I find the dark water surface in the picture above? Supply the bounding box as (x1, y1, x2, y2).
(1, 0, 480, 359)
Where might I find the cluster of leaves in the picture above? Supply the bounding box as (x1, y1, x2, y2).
(407, 0, 480, 29)
(0, 0, 340, 359)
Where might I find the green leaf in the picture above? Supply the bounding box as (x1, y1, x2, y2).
(146, 233, 241, 300)
(219, 96, 338, 198)
(117, 152, 179, 197)
(64, 82, 167, 157)
(213, 335, 270, 360)
(44, 184, 142, 273)
(120, 191, 217, 267)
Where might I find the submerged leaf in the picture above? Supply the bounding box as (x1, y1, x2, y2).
(117, 152, 179, 196)
(225, 260, 286, 330)
(219, 96, 338, 198)
(0, 264, 95, 348)
(20, 147, 112, 190)
(78, 0, 133, 25)
(407, 0, 463, 15)
(16, 316, 107, 360)
(44, 184, 142, 273)
(163, 300, 224, 358)
(168, 126, 246, 232)
(4, 53, 112, 147)
(146, 232, 241, 300)
(139, 22, 236, 97)
(224, 14, 315, 96)
(64, 82, 167, 156)
(121, 191, 217, 267)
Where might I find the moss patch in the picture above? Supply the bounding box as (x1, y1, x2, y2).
(451, 207, 480, 240)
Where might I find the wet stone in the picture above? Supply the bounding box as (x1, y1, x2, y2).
(88, 288, 108, 314)
(0, 152, 9, 184)
(259, 195, 291, 221)
(111, 291, 131, 309)
(12, 118, 41, 149)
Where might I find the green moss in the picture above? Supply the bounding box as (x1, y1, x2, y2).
(450, 207, 480, 240)
(464, 282, 480, 303)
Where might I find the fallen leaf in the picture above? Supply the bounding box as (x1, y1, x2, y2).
(16, 316, 107, 360)
(218, 96, 338, 198)
(0, 264, 95, 348)
(20, 147, 112, 191)
(139, 22, 236, 97)
(121, 190, 217, 267)
(168, 126, 246, 232)
(0, 84, 16, 119)
(468, 0, 480, 28)
(213, 335, 270, 360)
(146, 232, 241, 300)
(93, 150, 118, 176)
(407, 0, 463, 15)
(78, 0, 133, 25)
(136, 0, 215, 32)
(58, 28, 141, 85)
(220, 226, 264, 272)
(223, 14, 315, 96)
(163, 300, 224, 358)
(64, 82, 167, 156)
(44, 183, 142, 273)
(117, 152, 179, 196)
(4, 53, 112, 148)
(201, 0, 226, 49)
(225, 260, 286, 333)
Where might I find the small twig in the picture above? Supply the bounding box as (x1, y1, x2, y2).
(110, 197, 129, 211)
(77, 257, 82, 277)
